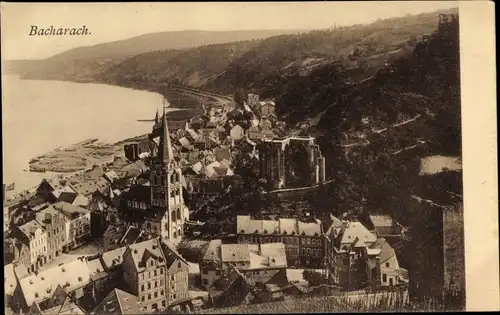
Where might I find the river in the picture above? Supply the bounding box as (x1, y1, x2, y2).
(2, 75, 173, 198)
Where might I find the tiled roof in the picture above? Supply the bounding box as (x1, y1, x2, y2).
(298, 221, 322, 237)
(101, 246, 127, 269)
(339, 221, 377, 248)
(120, 226, 151, 246)
(40, 178, 65, 192)
(69, 176, 109, 197)
(71, 194, 89, 208)
(19, 259, 91, 306)
(248, 243, 287, 269)
(278, 218, 298, 235)
(369, 215, 393, 227)
(127, 238, 166, 272)
(14, 264, 29, 280)
(161, 239, 189, 268)
(87, 258, 108, 281)
(201, 239, 222, 262)
(210, 265, 245, 293)
(104, 170, 120, 183)
(18, 220, 45, 240)
(5, 263, 17, 295)
(369, 237, 396, 263)
(93, 288, 144, 315)
(221, 244, 250, 262)
(238, 215, 311, 236)
(51, 186, 77, 200)
(52, 201, 89, 219)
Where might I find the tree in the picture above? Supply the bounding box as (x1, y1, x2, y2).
(234, 88, 247, 108)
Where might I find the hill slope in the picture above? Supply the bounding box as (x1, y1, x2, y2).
(47, 29, 305, 61)
(6, 29, 303, 81)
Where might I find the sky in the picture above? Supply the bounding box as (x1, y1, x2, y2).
(1, 1, 458, 60)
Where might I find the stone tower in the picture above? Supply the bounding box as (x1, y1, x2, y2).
(149, 105, 186, 245)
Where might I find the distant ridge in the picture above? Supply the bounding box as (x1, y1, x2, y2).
(46, 29, 306, 61)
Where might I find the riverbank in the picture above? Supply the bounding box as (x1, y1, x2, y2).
(23, 82, 231, 175)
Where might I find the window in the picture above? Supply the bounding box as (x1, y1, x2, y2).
(178, 262, 181, 268)
(203, 279, 208, 285)
(383, 274, 387, 283)
(160, 278, 163, 285)
(154, 270, 157, 276)
(154, 292, 158, 298)
(161, 290, 164, 296)
(148, 283, 151, 290)
(385, 262, 390, 267)
(141, 296, 145, 302)
(203, 270, 208, 275)
(148, 294, 151, 300)
(155, 281, 157, 288)
(141, 284, 144, 292)
(160, 268, 163, 275)
(173, 294, 176, 300)
(162, 300, 166, 307)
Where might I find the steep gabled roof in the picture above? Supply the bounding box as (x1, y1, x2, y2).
(93, 288, 143, 314)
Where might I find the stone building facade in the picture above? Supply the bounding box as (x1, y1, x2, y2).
(257, 136, 326, 190)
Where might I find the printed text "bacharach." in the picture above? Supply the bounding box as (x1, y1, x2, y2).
(29, 25, 91, 36)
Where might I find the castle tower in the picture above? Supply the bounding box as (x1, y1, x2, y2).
(149, 104, 186, 245)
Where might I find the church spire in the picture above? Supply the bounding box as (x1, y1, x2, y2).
(155, 109, 159, 124)
(159, 100, 174, 163)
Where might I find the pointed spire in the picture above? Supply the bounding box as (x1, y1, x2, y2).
(159, 99, 174, 163)
(155, 109, 159, 124)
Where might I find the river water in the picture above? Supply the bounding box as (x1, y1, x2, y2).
(2, 75, 170, 198)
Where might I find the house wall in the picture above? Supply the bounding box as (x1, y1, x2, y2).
(46, 214, 66, 261)
(380, 255, 400, 287)
(29, 228, 48, 268)
(167, 260, 189, 307)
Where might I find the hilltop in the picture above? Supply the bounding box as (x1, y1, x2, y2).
(95, 8, 456, 93)
(4, 29, 303, 81)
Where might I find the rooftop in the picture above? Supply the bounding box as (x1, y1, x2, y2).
(93, 288, 144, 315)
(5, 263, 17, 295)
(18, 219, 45, 240)
(127, 238, 166, 272)
(19, 258, 91, 306)
(221, 244, 250, 262)
(339, 221, 377, 249)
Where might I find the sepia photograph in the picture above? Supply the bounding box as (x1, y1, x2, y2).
(1, 1, 498, 314)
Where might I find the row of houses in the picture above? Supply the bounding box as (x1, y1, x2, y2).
(5, 237, 196, 315)
(4, 156, 151, 275)
(5, 201, 91, 274)
(198, 240, 306, 307)
(235, 213, 408, 291)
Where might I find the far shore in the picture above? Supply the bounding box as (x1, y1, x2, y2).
(23, 80, 227, 179)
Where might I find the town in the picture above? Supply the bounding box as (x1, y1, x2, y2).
(4, 90, 414, 315)
(3, 12, 467, 314)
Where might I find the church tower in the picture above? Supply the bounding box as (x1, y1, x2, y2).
(149, 103, 187, 245)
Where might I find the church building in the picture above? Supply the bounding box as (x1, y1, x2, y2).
(119, 102, 189, 246)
